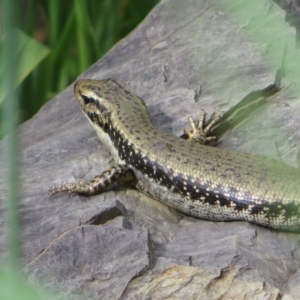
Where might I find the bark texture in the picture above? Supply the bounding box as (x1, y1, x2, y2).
(1, 0, 300, 299)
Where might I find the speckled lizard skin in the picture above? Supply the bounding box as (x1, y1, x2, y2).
(50, 79, 300, 232)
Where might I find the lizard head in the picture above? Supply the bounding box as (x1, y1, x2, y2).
(74, 78, 152, 163)
(74, 78, 150, 130)
(74, 78, 118, 129)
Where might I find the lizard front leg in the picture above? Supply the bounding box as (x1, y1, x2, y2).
(49, 165, 135, 197)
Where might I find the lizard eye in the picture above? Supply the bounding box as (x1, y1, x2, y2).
(81, 95, 96, 106)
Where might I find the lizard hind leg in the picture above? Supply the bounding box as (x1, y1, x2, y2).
(183, 110, 220, 144)
(49, 165, 135, 197)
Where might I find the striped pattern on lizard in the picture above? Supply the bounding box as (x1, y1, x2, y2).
(49, 79, 300, 232)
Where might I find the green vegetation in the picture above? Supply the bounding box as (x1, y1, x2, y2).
(0, 0, 160, 130)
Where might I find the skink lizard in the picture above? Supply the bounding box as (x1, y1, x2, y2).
(50, 79, 300, 232)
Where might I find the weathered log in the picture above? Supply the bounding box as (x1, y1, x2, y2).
(1, 0, 300, 299)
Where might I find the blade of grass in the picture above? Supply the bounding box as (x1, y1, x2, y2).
(74, 0, 91, 72)
(48, 0, 61, 46)
(1, 0, 20, 275)
(50, 8, 76, 63)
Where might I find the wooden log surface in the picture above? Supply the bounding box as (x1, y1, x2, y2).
(1, 0, 300, 299)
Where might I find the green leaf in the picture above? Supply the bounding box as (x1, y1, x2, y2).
(0, 269, 49, 300)
(0, 29, 50, 104)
